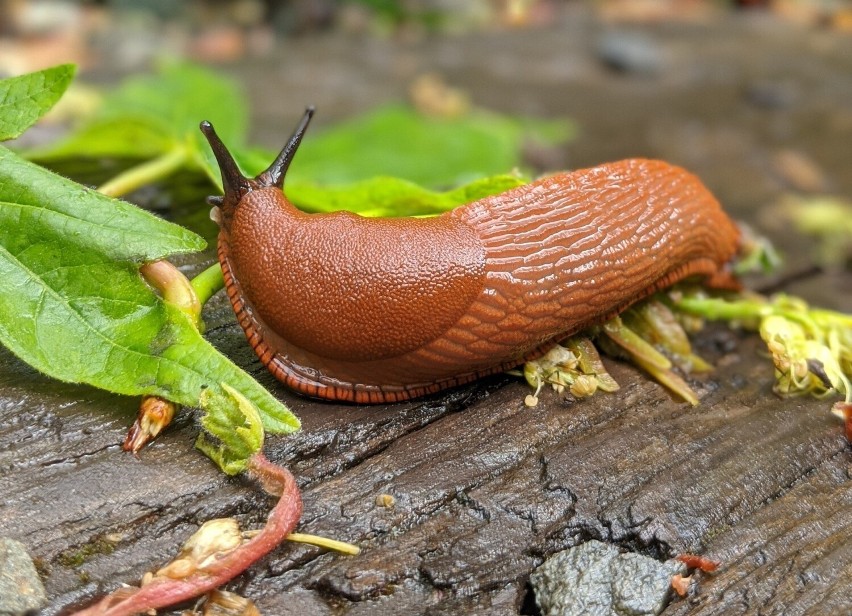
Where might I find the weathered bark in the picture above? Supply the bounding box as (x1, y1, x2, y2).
(1, 313, 848, 614)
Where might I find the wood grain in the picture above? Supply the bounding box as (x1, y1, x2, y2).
(1, 313, 848, 614)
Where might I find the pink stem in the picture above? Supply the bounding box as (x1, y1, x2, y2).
(70, 453, 301, 616)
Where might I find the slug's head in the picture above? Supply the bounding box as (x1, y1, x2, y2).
(200, 106, 315, 226)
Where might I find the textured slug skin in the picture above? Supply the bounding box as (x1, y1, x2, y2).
(218, 158, 740, 403)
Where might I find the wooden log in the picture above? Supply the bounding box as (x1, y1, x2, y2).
(1, 301, 849, 614)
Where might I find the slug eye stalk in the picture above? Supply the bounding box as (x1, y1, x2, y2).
(256, 105, 315, 189)
(199, 120, 250, 214)
(200, 106, 316, 215)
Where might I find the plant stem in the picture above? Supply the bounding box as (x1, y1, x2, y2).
(287, 532, 361, 555)
(140, 260, 202, 329)
(97, 146, 188, 198)
(129, 261, 203, 451)
(674, 296, 768, 321)
(190, 262, 225, 306)
(70, 453, 302, 616)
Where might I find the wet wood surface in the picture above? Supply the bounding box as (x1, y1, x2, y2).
(2, 7, 851, 615)
(2, 312, 850, 615)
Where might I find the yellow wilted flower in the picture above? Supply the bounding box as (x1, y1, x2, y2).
(522, 338, 619, 405)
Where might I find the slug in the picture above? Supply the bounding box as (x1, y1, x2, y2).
(200, 107, 741, 404)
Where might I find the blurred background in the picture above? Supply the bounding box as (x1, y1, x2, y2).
(1, 0, 851, 295)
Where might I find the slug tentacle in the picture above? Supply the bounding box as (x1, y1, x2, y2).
(205, 108, 742, 404)
(199, 121, 251, 219)
(201, 107, 315, 224)
(256, 106, 315, 189)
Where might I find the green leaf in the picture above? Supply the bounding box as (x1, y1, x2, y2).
(28, 116, 177, 160)
(0, 244, 297, 433)
(197, 136, 530, 218)
(29, 62, 247, 167)
(196, 383, 265, 475)
(287, 173, 528, 217)
(24, 65, 571, 202)
(0, 145, 204, 261)
(0, 145, 297, 434)
(0, 64, 76, 141)
(197, 103, 572, 194)
(285, 104, 574, 188)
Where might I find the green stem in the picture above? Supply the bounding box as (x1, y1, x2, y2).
(676, 296, 852, 334)
(811, 308, 852, 329)
(674, 296, 769, 322)
(97, 146, 188, 198)
(191, 262, 225, 306)
(72, 453, 302, 616)
(602, 318, 672, 371)
(140, 260, 202, 330)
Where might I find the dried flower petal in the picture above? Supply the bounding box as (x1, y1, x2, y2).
(202, 590, 260, 616)
(670, 573, 692, 597)
(523, 337, 620, 402)
(760, 314, 851, 401)
(566, 338, 620, 392)
(676, 290, 852, 413)
(179, 518, 243, 571)
(569, 374, 598, 398)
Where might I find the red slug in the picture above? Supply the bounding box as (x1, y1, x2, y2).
(200, 108, 740, 404)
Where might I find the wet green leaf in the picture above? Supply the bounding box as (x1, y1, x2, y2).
(287, 173, 527, 217)
(28, 62, 247, 166)
(24, 64, 570, 214)
(0, 146, 204, 261)
(0, 145, 297, 434)
(0, 64, 75, 141)
(285, 104, 574, 188)
(196, 383, 265, 475)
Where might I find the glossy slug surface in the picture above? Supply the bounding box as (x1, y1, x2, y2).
(226, 188, 485, 362)
(217, 157, 740, 403)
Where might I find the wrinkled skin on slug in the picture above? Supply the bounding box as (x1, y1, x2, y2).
(202, 110, 740, 404)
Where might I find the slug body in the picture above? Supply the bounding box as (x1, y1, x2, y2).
(201, 109, 740, 404)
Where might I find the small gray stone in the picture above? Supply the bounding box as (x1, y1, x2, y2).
(0, 538, 46, 616)
(597, 31, 666, 75)
(530, 540, 686, 616)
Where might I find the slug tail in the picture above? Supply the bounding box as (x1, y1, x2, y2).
(256, 106, 315, 189)
(200, 120, 251, 221)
